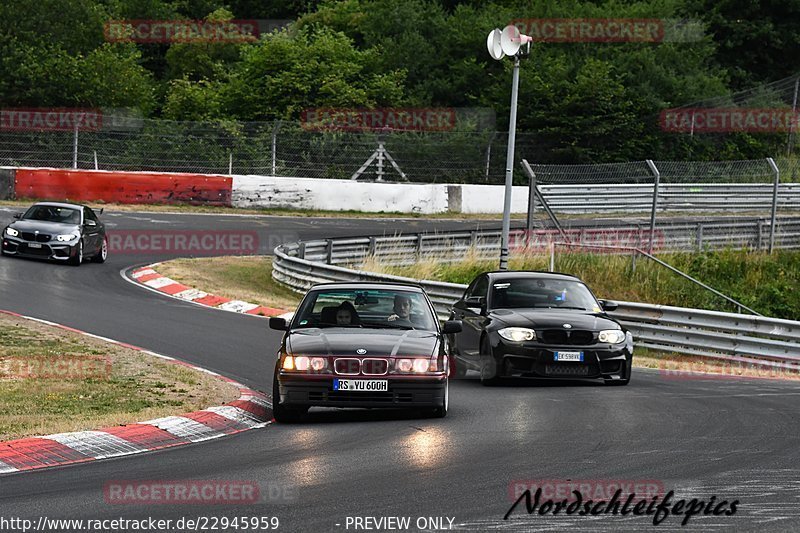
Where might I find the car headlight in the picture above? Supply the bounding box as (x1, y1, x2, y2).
(56, 233, 80, 242)
(5, 227, 18, 237)
(394, 358, 435, 373)
(282, 355, 327, 372)
(498, 327, 537, 342)
(598, 329, 626, 344)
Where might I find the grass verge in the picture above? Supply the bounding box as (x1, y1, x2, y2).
(155, 256, 301, 312)
(0, 313, 238, 441)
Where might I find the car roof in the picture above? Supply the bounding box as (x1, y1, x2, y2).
(484, 270, 582, 282)
(30, 202, 86, 210)
(309, 281, 425, 292)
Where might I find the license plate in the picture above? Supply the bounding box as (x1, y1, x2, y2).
(333, 379, 388, 392)
(28, 243, 42, 248)
(554, 351, 584, 362)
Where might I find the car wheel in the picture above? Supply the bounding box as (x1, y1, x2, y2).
(67, 240, 83, 266)
(271, 363, 307, 423)
(94, 236, 108, 263)
(479, 337, 502, 386)
(426, 377, 448, 418)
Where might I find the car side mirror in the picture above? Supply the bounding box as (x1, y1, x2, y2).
(599, 300, 618, 312)
(12, 213, 21, 219)
(269, 317, 288, 330)
(442, 320, 462, 334)
(464, 296, 486, 313)
(85, 219, 97, 227)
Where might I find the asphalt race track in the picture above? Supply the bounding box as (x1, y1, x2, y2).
(1, 207, 800, 532)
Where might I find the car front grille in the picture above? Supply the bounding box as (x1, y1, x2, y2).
(541, 329, 595, 345)
(544, 364, 591, 376)
(20, 232, 51, 242)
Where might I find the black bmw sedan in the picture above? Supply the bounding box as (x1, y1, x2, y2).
(448, 271, 633, 386)
(2, 202, 107, 266)
(269, 282, 462, 422)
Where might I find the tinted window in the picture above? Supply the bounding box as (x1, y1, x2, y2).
(23, 205, 80, 224)
(490, 278, 601, 312)
(84, 207, 98, 222)
(293, 289, 436, 331)
(467, 276, 488, 298)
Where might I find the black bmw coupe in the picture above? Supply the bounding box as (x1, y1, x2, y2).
(448, 271, 633, 386)
(2, 202, 107, 266)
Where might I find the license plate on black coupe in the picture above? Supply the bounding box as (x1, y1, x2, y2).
(333, 379, 388, 392)
(554, 351, 584, 362)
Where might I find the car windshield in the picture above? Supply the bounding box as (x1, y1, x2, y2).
(490, 278, 602, 312)
(292, 288, 437, 331)
(22, 205, 80, 224)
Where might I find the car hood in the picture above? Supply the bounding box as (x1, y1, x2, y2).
(8, 220, 80, 234)
(490, 309, 619, 330)
(287, 328, 438, 357)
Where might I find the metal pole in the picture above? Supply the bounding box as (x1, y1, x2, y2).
(766, 157, 780, 254)
(72, 122, 79, 169)
(93, 151, 98, 170)
(549, 241, 555, 272)
(787, 77, 799, 157)
(271, 120, 281, 176)
(484, 132, 495, 182)
(526, 168, 536, 232)
(500, 56, 521, 271)
(646, 159, 660, 255)
(228, 152, 233, 175)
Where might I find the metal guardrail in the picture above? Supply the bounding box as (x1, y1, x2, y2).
(536, 183, 800, 213)
(273, 231, 800, 368)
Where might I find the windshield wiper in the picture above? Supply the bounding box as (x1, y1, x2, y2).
(362, 321, 415, 330)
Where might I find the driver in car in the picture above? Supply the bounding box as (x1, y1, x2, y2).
(388, 294, 413, 324)
(336, 301, 359, 326)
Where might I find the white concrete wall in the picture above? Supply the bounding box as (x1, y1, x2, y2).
(459, 183, 529, 214)
(232, 175, 450, 214)
(231, 175, 531, 214)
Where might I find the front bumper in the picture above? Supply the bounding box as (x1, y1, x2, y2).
(277, 374, 447, 408)
(2, 237, 78, 261)
(491, 337, 632, 380)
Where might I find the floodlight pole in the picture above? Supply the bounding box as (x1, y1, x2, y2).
(499, 56, 521, 270)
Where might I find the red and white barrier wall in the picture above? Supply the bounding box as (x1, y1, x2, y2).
(0, 167, 533, 214)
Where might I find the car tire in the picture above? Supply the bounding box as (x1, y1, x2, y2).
(93, 236, 108, 263)
(479, 337, 502, 386)
(425, 378, 448, 418)
(67, 240, 83, 266)
(271, 363, 307, 423)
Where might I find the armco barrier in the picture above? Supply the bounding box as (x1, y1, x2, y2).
(273, 233, 800, 368)
(14, 168, 232, 206)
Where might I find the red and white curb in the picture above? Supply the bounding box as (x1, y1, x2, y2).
(126, 263, 293, 319)
(0, 310, 271, 475)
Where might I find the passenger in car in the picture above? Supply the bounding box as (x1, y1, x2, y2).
(336, 301, 360, 325)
